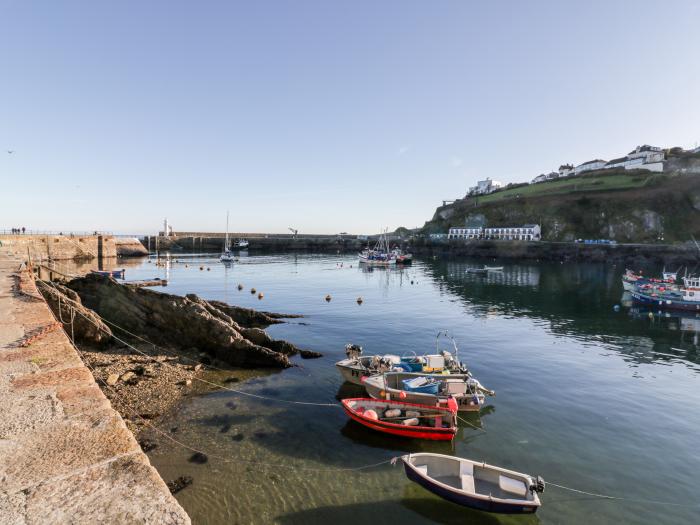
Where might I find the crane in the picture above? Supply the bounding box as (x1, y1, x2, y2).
(288, 227, 298, 239)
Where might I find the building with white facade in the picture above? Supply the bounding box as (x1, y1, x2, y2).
(531, 172, 560, 184)
(558, 164, 574, 177)
(468, 178, 504, 196)
(603, 145, 665, 172)
(574, 159, 607, 175)
(448, 224, 541, 241)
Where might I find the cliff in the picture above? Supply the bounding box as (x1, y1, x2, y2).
(423, 171, 700, 244)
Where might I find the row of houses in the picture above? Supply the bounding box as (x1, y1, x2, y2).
(466, 144, 681, 196)
(532, 144, 665, 185)
(447, 224, 541, 241)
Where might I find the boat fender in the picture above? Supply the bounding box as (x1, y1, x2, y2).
(402, 418, 419, 426)
(364, 409, 378, 420)
(384, 409, 401, 418)
(399, 391, 407, 399)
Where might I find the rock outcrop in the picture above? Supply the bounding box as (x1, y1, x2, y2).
(37, 281, 113, 345)
(66, 274, 315, 368)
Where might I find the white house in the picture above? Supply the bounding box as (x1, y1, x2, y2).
(448, 224, 541, 241)
(468, 178, 504, 196)
(604, 145, 665, 172)
(532, 172, 560, 184)
(558, 164, 574, 177)
(574, 159, 607, 175)
(531, 173, 548, 184)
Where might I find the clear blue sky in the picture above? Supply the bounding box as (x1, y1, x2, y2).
(1, 0, 699, 234)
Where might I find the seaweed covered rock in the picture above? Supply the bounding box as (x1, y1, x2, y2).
(37, 281, 113, 345)
(66, 274, 315, 368)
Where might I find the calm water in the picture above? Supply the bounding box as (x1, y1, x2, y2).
(100, 254, 700, 524)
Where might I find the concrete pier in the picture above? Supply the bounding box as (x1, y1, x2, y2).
(0, 249, 189, 523)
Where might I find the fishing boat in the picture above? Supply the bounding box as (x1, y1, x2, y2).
(341, 398, 457, 441)
(220, 211, 235, 263)
(621, 269, 677, 292)
(401, 453, 545, 514)
(359, 229, 397, 265)
(630, 275, 700, 312)
(391, 248, 413, 264)
(466, 267, 488, 274)
(363, 372, 494, 412)
(335, 333, 469, 386)
(91, 269, 125, 279)
(484, 266, 503, 271)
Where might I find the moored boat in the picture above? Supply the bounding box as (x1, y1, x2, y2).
(401, 453, 544, 514)
(484, 266, 503, 271)
(363, 372, 494, 412)
(91, 269, 125, 279)
(391, 248, 413, 264)
(630, 275, 700, 312)
(359, 229, 397, 265)
(341, 398, 457, 441)
(220, 211, 236, 263)
(466, 267, 488, 274)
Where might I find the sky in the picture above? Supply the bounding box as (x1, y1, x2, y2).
(1, 0, 699, 235)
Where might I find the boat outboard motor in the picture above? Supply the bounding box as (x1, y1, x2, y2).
(345, 344, 363, 359)
(529, 476, 546, 493)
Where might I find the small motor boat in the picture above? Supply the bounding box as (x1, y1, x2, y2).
(91, 269, 125, 279)
(341, 398, 457, 441)
(401, 453, 545, 514)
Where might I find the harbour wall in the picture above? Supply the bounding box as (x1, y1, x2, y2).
(0, 235, 148, 261)
(0, 250, 190, 523)
(409, 239, 699, 266)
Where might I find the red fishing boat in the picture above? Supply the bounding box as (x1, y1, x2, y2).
(341, 397, 458, 441)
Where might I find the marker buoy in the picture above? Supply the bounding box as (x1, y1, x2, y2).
(356, 297, 363, 304)
(207, 267, 210, 271)
(237, 284, 243, 290)
(251, 288, 256, 294)
(325, 294, 332, 302)
(199, 266, 204, 271)
(258, 292, 264, 299)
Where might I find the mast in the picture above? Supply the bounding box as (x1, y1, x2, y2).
(225, 211, 230, 252)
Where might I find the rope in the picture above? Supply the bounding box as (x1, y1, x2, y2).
(456, 414, 486, 433)
(73, 343, 397, 474)
(547, 481, 700, 508)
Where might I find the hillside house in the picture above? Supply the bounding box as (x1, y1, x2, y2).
(559, 164, 574, 177)
(468, 178, 503, 196)
(574, 159, 607, 175)
(604, 145, 665, 172)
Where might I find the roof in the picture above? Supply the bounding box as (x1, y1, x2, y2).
(628, 144, 660, 154)
(578, 159, 606, 166)
(559, 164, 574, 170)
(522, 224, 539, 228)
(606, 156, 628, 165)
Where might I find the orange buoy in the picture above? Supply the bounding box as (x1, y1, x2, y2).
(258, 292, 264, 299)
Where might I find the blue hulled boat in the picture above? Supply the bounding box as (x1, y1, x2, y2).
(630, 276, 700, 312)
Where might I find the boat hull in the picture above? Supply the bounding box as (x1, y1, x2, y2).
(403, 462, 539, 514)
(630, 290, 700, 312)
(341, 399, 455, 441)
(363, 375, 484, 412)
(335, 361, 368, 386)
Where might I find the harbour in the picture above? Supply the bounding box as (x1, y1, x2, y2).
(54, 251, 700, 524)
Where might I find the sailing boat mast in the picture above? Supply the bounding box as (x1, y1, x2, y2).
(225, 211, 230, 252)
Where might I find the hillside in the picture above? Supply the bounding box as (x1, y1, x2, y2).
(423, 169, 700, 243)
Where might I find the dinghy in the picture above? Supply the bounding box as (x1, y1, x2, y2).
(401, 453, 544, 514)
(363, 372, 494, 412)
(341, 398, 457, 441)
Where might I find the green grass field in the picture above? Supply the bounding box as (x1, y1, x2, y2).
(473, 171, 663, 204)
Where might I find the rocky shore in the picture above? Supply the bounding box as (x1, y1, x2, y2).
(36, 274, 320, 437)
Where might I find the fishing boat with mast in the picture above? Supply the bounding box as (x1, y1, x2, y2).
(220, 211, 235, 263)
(359, 229, 397, 265)
(630, 275, 700, 312)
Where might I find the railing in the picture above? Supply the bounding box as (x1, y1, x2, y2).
(0, 230, 114, 236)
